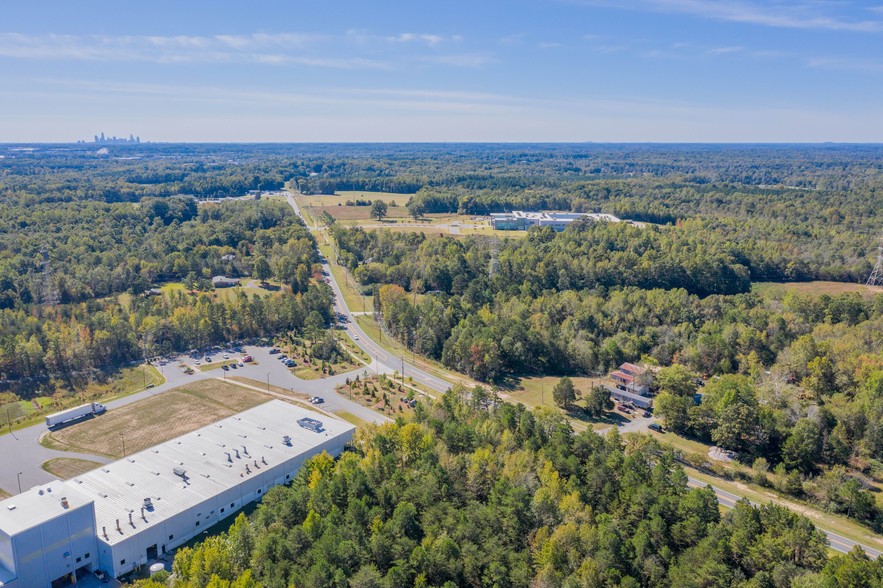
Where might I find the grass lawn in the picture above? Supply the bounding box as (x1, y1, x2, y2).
(42, 457, 103, 479)
(334, 411, 371, 428)
(752, 280, 883, 298)
(198, 359, 239, 372)
(506, 376, 624, 432)
(43, 380, 271, 458)
(294, 367, 321, 380)
(317, 205, 411, 222)
(0, 488, 9, 500)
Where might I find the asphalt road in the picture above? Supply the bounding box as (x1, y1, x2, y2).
(286, 193, 452, 395)
(0, 344, 390, 495)
(2, 192, 878, 559)
(287, 191, 883, 558)
(687, 477, 882, 558)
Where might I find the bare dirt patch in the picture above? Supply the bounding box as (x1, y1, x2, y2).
(45, 380, 271, 459)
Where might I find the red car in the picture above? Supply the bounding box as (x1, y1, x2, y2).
(241, 355, 253, 362)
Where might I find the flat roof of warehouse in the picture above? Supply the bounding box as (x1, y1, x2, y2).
(67, 399, 354, 546)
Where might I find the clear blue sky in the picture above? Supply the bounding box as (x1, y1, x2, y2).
(2, 0, 882, 142)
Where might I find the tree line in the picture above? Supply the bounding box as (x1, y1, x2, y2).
(130, 391, 876, 588)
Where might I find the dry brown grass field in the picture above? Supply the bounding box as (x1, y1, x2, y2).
(44, 380, 271, 459)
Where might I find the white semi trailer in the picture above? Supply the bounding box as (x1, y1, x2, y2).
(45, 402, 107, 428)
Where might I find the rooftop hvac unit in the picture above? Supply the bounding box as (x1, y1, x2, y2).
(282, 435, 291, 446)
(173, 466, 187, 478)
(143, 497, 153, 510)
(297, 417, 323, 433)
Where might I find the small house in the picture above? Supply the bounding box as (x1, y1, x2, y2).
(212, 276, 240, 288)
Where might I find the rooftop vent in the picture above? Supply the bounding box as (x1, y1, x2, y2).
(143, 497, 153, 510)
(282, 435, 291, 446)
(60, 497, 69, 509)
(173, 466, 187, 478)
(6, 505, 16, 511)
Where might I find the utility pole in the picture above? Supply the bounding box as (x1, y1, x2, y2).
(868, 241, 883, 287)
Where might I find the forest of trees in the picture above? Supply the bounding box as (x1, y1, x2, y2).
(130, 392, 883, 588)
(0, 195, 336, 386)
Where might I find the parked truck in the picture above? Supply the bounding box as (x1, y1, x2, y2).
(45, 402, 107, 428)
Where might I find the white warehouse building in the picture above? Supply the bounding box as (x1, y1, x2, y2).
(0, 400, 355, 587)
(490, 210, 622, 231)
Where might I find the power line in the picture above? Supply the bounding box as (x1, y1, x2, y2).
(868, 243, 883, 287)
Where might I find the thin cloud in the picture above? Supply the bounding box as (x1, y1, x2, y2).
(807, 56, 883, 73)
(577, 0, 883, 32)
(708, 46, 744, 55)
(0, 31, 468, 69)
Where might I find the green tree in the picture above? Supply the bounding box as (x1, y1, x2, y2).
(657, 364, 699, 397)
(782, 418, 822, 473)
(655, 391, 692, 433)
(585, 385, 613, 417)
(552, 376, 576, 409)
(252, 256, 271, 283)
(371, 200, 388, 221)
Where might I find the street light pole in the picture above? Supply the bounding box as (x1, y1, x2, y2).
(266, 372, 270, 391)
(16, 472, 22, 494)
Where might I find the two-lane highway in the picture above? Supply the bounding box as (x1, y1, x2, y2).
(286, 193, 454, 395)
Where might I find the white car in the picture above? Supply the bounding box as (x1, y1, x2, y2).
(353, 334, 360, 340)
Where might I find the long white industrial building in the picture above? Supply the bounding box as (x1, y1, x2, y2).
(0, 400, 355, 587)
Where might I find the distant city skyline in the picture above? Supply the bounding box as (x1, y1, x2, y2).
(1, 0, 882, 142)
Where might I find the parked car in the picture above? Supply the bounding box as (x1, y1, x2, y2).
(222, 365, 229, 371)
(309, 397, 324, 404)
(204, 356, 212, 362)
(642, 411, 652, 418)
(649, 423, 664, 433)
(94, 570, 109, 582)
(269, 348, 280, 354)
(241, 355, 253, 362)
(223, 353, 229, 359)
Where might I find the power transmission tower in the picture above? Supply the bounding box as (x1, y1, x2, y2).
(489, 236, 499, 278)
(40, 245, 60, 306)
(868, 243, 883, 287)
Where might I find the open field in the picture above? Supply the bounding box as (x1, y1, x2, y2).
(752, 280, 883, 298)
(43, 380, 271, 458)
(505, 376, 622, 432)
(0, 489, 9, 500)
(42, 457, 104, 479)
(314, 205, 412, 222)
(300, 191, 415, 207)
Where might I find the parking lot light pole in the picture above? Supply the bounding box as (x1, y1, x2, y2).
(266, 372, 270, 391)
(16, 472, 22, 494)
